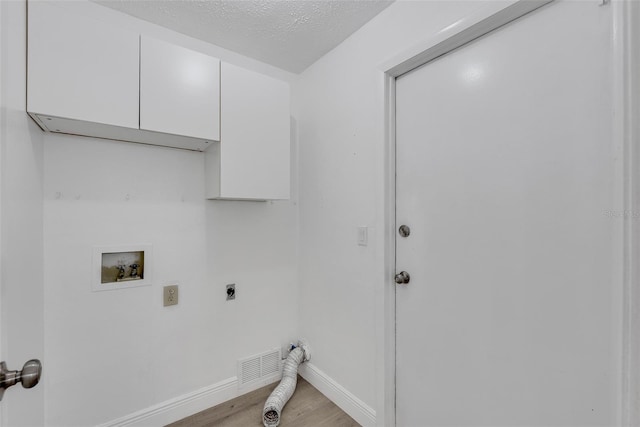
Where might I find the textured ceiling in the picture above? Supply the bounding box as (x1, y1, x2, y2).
(92, 0, 393, 73)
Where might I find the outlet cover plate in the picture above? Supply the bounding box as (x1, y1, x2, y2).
(164, 285, 179, 306)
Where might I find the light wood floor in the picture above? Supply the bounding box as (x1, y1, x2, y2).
(167, 376, 360, 427)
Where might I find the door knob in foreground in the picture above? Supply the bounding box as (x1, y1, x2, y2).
(395, 271, 410, 284)
(0, 359, 42, 401)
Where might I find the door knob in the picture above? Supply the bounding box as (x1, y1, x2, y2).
(0, 359, 42, 401)
(395, 271, 410, 284)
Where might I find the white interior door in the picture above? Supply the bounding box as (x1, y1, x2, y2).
(396, 1, 618, 426)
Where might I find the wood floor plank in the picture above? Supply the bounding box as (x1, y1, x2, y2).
(167, 376, 360, 427)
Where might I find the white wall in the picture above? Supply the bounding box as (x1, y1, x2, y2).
(293, 2, 489, 419)
(29, 1, 299, 425)
(42, 138, 297, 426)
(0, 1, 45, 425)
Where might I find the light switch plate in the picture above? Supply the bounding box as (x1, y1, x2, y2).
(163, 285, 178, 306)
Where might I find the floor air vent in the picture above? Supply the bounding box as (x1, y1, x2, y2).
(238, 348, 282, 390)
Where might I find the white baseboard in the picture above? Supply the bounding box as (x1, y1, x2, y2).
(298, 362, 376, 427)
(98, 364, 374, 427)
(98, 374, 281, 427)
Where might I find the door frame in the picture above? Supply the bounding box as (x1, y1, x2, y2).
(620, 2, 640, 424)
(378, 1, 637, 425)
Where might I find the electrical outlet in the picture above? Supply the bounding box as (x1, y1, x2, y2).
(226, 284, 236, 301)
(163, 285, 179, 306)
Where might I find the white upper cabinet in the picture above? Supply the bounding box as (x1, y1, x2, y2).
(27, 3, 288, 198)
(140, 37, 220, 142)
(27, 5, 220, 151)
(27, 1, 139, 129)
(206, 63, 290, 200)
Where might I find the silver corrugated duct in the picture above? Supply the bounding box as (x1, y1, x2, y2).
(262, 340, 310, 427)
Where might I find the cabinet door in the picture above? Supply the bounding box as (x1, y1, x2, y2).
(27, 1, 139, 129)
(140, 37, 220, 141)
(219, 63, 290, 200)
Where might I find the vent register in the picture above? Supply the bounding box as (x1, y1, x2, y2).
(238, 348, 281, 389)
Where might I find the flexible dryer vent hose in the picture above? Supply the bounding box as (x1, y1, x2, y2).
(262, 340, 311, 427)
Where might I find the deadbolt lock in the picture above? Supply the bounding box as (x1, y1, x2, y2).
(399, 225, 410, 237)
(395, 271, 410, 285)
